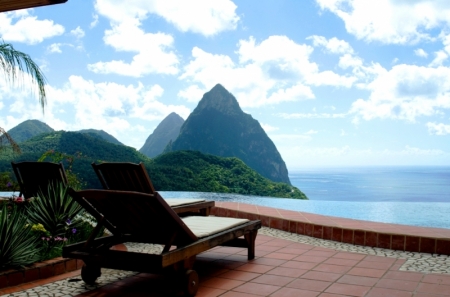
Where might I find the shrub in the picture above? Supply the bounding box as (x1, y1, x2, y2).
(0, 203, 41, 269)
(25, 182, 84, 239)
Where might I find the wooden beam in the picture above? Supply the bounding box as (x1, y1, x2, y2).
(0, 0, 67, 13)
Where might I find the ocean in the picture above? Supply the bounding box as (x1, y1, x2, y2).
(289, 166, 450, 202)
(2, 166, 450, 228)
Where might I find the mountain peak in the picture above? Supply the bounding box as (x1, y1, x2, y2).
(197, 84, 241, 114)
(139, 112, 184, 158)
(7, 119, 54, 143)
(172, 84, 291, 184)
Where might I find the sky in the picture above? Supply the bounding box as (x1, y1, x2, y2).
(1, 0, 450, 170)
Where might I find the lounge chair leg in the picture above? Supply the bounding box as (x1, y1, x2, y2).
(244, 230, 258, 260)
(81, 264, 101, 285)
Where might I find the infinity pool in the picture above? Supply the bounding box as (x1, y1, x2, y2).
(160, 191, 450, 229)
(2, 191, 449, 229)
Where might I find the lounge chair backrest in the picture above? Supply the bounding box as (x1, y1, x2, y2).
(11, 161, 69, 199)
(71, 189, 198, 246)
(91, 162, 155, 193)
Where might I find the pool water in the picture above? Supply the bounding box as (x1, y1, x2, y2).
(2, 189, 449, 229)
(159, 191, 450, 229)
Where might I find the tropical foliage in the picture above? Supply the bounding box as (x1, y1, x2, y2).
(25, 182, 84, 238)
(0, 203, 42, 269)
(0, 40, 48, 153)
(0, 132, 307, 198)
(0, 40, 47, 110)
(0, 182, 100, 268)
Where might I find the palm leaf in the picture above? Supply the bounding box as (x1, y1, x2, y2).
(0, 40, 47, 111)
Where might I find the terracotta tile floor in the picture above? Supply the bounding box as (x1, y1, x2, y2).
(3, 234, 445, 297)
(1, 204, 450, 297)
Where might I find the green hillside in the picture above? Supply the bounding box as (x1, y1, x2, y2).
(77, 129, 124, 146)
(0, 131, 307, 199)
(7, 119, 54, 143)
(150, 151, 307, 199)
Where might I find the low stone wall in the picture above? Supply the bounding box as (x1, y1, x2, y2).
(211, 206, 450, 256)
(0, 257, 83, 289)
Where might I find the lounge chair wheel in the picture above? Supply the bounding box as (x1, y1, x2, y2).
(183, 270, 199, 296)
(81, 264, 101, 285)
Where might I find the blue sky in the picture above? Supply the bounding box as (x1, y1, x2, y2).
(1, 0, 450, 169)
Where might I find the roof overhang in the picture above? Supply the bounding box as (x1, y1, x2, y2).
(0, 0, 67, 13)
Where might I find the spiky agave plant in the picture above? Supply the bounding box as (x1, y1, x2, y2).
(25, 182, 84, 239)
(0, 203, 41, 269)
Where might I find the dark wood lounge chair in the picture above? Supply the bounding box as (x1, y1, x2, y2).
(91, 162, 214, 215)
(11, 161, 69, 199)
(63, 189, 261, 296)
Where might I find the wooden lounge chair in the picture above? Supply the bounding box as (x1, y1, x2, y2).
(91, 161, 214, 215)
(11, 161, 69, 199)
(62, 189, 261, 296)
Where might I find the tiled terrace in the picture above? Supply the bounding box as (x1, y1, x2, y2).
(1, 202, 450, 297)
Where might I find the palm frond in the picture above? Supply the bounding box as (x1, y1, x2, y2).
(0, 127, 21, 155)
(0, 40, 47, 112)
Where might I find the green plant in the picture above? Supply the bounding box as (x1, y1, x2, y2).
(38, 150, 85, 190)
(0, 171, 19, 191)
(25, 182, 84, 239)
(0, 203, 41, 269)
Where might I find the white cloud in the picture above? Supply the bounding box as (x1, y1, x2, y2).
(179, 36, 355, 107)
(276, 112, 347, 119)
(48, 43, 63, 53)
(271, 134, 314, 142)
(316, 0, 450, 44)
(70, 26, 85, 39)
(95, 0, 239, 36)
(308, 35, 354, 54)
(90, 14, 99, 28)
(429, 50, 448, 67)
(338, 53, 385, 86)
(350, 64, 450, 122)
(415, 48, 428, 58)
(399, 145, 444, 156)
(51, 75, 190, 122)
(0, 10, 64, 44)
(88, 23, 178, 76)
(427, 122, 450, 135)
(261, 123, 279, 132)
(177, 85, 207, 103)
(1, 75, 191, 147)
(306, 129, 318, 135)
(48, 43, 75, 54)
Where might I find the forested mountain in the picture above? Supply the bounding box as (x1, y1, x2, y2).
(170, 84, 291, 184)
(140, 112, 184, 158)
(77, 129, 124, 146)
(7, 120, 54, 143)
(6, 120, 123, 146)
(0, 131, 307, 199)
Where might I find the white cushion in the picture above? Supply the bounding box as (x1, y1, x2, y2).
(164, 198, 206, 207)
(182, 216, 249, 238)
